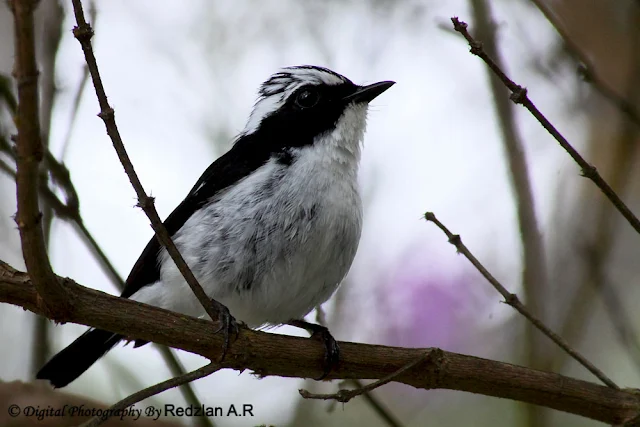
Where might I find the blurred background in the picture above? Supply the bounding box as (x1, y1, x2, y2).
(1, 0, 640, 426)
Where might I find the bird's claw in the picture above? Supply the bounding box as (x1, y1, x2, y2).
(311, 326, 340, 380)
(287, 320, 340, 380)
(210, 299, 239, 362)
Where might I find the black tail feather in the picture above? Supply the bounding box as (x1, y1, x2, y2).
(36, 328, 123, 388)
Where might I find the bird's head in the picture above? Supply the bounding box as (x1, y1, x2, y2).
(242, 65, 394, 161)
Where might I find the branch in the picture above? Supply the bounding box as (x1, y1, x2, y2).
(2, 107, 211, 427)
(424, 212, 619, 390)
(468, 3, 551, 425)
(1, 260, 639, 425)
(450, 17, 640, 236)
(558, 8, 640, 377)
(315, 305, 403, 427)
(69, 0, 221, 323)
(528, 0, 640, 129)
(9, 0, 71, 318)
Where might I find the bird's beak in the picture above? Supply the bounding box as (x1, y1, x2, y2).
(343, 81, 395, 104)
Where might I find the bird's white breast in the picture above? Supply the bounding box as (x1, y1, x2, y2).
(133, 104, 368, 326)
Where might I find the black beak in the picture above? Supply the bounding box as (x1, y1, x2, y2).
(343, 81, 395, 104)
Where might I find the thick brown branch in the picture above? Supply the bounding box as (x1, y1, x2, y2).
(451, 16, 640, 236)
(9, 0, 71, 318)
(1, 260, 639, 425)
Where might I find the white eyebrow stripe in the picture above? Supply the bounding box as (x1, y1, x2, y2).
(242, 66, 349, 135)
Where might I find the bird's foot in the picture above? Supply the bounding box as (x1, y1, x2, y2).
(210, 299, 239, 362)
(288, 319, 339, 380)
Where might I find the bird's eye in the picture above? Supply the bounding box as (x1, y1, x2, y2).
(295, 89, 320, 108)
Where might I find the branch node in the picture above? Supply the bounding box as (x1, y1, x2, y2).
(509, 86, 527, 105)
(13, 72, 39, 89)
(14, 211, 43, 230)
(469, 40, 483, 57)
(72, 23, 94, 43)
(504, 293, 519, 306)
(580, 164, 597, 179)
(97, 107, 115, 120)
(136, 195, 156, 210)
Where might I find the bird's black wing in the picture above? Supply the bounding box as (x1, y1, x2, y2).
(120, 133, 274, 298)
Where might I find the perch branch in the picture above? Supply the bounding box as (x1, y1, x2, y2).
(1, 259, 639, 425)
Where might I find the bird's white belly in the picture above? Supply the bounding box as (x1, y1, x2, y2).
(137, 157, 363, 327)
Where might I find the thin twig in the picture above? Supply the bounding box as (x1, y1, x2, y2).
(80, 363, 220, 427)
(70, 0, 222, 325)
(60, 0, 94, 160)
(597, 276, 640, 370)
(468, 2, 549, 424)
(33, 0, 65, 375)
(158, 347, 216, 427)
(528, 0, 640, 129)
(555, 6, 640, 377)
(10, 0, 71, 318)
(0, 157, 16, 180)
(314, 305, 403, 427)
(355, 380, 404, 427)
(0, 73, 17, 113)
(299, 353, 430, 403)
(424, 212, 619, 390)
(451, 17, 640, 236)
(589, 6, 640, 375)
(67, 2, 230, 415)
(44, 151, 79, 216)
(1, 150, 211, 426)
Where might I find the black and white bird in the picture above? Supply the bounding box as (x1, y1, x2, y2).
(37, 65, 394, 388)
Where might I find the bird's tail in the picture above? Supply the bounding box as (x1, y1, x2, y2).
(36, 328, 123, 388)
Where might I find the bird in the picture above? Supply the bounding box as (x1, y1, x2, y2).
(37, 65, 394, 388)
